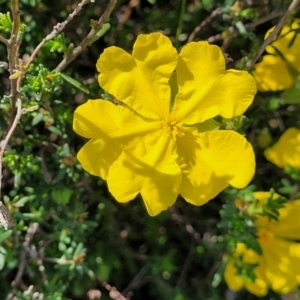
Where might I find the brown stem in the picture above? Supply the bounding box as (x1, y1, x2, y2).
(8, 0, 21, 119)
(245, 0, 300, 70)
(188, 8, 222, 42)
(207, 10, 285, 44)
(55, 0, 117, 72)
(6, 223, 39, 300)
(0, 99, 23, 202)
(0, 35, 9, 46)
(16, 0, 93, 92)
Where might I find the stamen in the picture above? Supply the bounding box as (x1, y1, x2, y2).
(257, 228, 274, 245)
(163, 113, 185, 141)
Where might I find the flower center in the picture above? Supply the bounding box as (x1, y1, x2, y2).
(257, 228, 274, 246)
(163, 113, 186, 141)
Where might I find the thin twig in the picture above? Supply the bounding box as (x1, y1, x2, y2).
(176, 244, 195, 288)
(188, 8, 222, 42)
(121, 267, 148, 296)
(8, 0, 21, 120)
(0, 35, 9, 46)
(0, 98, 23, 202)
(207, 10, 284, 44)
(16, 0, 93, 92)
(245, 0, 300, 70)
(102, 282, 127, 300)
(0, 61, 9, 69)
(55, 0, 117, 72)
(6, 223, 39, 300)
(0, 99, 34, 230)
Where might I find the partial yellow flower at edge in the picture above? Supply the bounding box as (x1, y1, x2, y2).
(252, 19, 300, 92)
(224, 244, 268, 296)
(264, 127, 300, 169)
(224, 191, 300, 296)
(73, 32, 257, 216)
(253, 55, 294, 91)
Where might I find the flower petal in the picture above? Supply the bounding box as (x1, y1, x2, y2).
(73, 99, 160, 141)
(265, 19, 300, 72)
(107, 131, 182, 216)
(270, 200, 300, 240)
(243, 257, 269, 297)
(177, 130, 228, 205)
(174, 41, 256, 124)
(224, 261, 243, 292)
(178, 130, 255, 205)
(264, 127, 300, 169)
(252, 55, 293, 91)
(262, 237, 300, 294)
(224, 245, 268, 296)
(77, 138, 120, 180)
(97, 33, 178, 119)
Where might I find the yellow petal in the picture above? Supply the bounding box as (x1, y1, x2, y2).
(244, 265, 269, 297)
(265, 19, 300, 72)
(178, 130, 255, 205)
(252, 55, 293, 91)
(77, 138, 120, 180)
(270, 200, 300, 240)
(224, 261, 243, 292)
(107, 131, 182, 216)
(264, 127, 300, 169)
(224, 246, 268, 296)
(173, 41, 256, 124)
(73, 99, 160, 141)
(252, 191, 284, 228)
(177, 131, 228, 205)
(262, 237, 300, 294)
(198, 130, 255, 188)
(97, 33, 178, 119)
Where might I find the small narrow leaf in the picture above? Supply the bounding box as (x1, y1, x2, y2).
(60, 73, 90, 94)
(89, 23, 111, 46)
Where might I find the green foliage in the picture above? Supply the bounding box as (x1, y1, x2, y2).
(0, 12, 12, 32)
(46, 34, 68, 53)
(1, 0, 300, 299)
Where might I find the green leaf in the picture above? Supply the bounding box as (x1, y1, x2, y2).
(0, 230, 12, 243)
(235, 21, 247, 35)
(60, 73, 90, 94)
(0, 246, 6, 270)
(192, 119, 220, 133)
(48, 125, 62, 135)
(52, 188, 73, 205)
(89, 23, 111, 46)
(0, 12, 12, 32)
(46, 34, 67, 53)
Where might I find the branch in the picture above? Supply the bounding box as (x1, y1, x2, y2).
(55, 0, 117, 72)
(207, 10, 285, 44)
(188, 8, 222, 42)
(102, 282, 127, 300)
(0, 98, 23, 200)
(6, 223, 39, 300)
(16, 0, 93, 92)
(0, 35, 9, 46)
(8, 0, 21, 118)
(245, 0, 300, 70)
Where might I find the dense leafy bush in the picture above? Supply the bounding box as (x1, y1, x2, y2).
(1, 0, 300, 299)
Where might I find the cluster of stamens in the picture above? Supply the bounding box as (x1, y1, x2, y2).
(163, 113, 186, 141)
(257, 228, 274, 245)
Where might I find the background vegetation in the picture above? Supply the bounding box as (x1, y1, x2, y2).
(0, 0, 300, 299)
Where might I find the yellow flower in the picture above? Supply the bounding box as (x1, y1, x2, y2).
(265, 127, 300, 169)
(252, 19, 300, 91)
(224, 192, 300, 296)
(73, 33, 256, 216)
